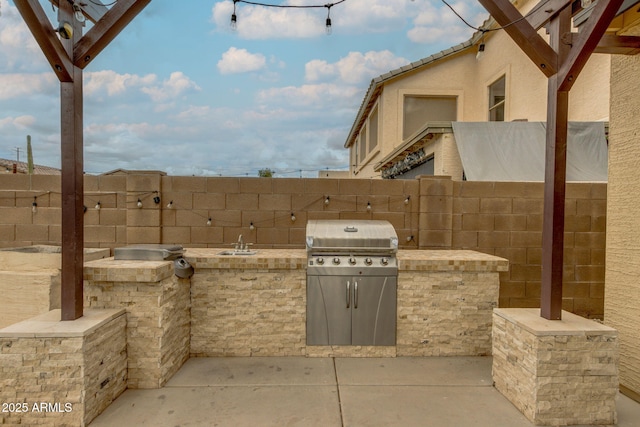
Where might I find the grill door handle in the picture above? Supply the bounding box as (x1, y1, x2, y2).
(346, 281, 350, 308)
(354, 281, 358, 309)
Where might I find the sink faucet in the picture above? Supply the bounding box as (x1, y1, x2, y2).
(236, 234, 244, 251)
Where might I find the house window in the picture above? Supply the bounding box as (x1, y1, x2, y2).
(403, 96, 457, 140)
(359, 125, 367, 164)
(489, 76, 506, 121)
(369, 107, 378, 152)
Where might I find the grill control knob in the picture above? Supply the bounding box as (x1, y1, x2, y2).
(380, 257, 389, 266)
(349, 257, 356, 265)
(316, 257, 324, 265)
(332, 257, 341, 265)
(365, 257, 373, 266)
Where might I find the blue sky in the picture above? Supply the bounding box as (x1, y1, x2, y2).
(0, 0, 486, 176)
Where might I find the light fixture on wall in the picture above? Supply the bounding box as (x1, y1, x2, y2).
(476, 42, 485, 60)
(137, 198, 142, 208)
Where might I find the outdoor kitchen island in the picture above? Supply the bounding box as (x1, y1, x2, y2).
(184, 248, 508, 358)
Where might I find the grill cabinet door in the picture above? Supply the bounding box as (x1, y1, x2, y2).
(306, 275, 351, 345)
(351, 276, 397, 346)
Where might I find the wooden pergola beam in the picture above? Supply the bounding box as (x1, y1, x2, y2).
(525, 0, 576, 30)
(478, 0, 559, 76)
(14, 0, 73, 82)
(74, 0, 152, 69)
(15, 0, 151, 321)
(563, 33, 640, 54)
(558, 0, 626, 91)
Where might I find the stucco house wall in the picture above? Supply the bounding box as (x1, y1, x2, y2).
(348, 0, 610, 179)
(606, 24, 640, 402)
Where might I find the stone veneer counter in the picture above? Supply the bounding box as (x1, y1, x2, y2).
(184, 248, 306, 270)
(183, 248, 509, 272)
(183, 248, 508, 357)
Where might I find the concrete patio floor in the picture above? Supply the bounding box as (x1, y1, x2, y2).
(89, 357, 640, 427)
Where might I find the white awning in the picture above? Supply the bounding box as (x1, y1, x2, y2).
(451, 122, 608, 181)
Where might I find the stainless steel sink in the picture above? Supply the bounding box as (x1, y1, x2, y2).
(217, 250, 258, 256)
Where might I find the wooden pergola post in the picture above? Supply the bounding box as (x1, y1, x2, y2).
(479, 0, 631, 319)
(15, 0, 151, 320)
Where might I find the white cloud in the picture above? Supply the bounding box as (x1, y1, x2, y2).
(0, 0, 47, 71)
(305, 51, 409, 85)
(217, 47, 267, 75)
(256, 83, 360, 108)
(409, 1, 486, 44)
(84, 70, 157, 96)
(0, 73, 57, 100)
(141, 72, 201, 102)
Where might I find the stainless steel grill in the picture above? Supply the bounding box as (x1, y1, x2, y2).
(305, 220, 398, 346)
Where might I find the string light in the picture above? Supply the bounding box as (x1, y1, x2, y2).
(167, 200, 174, 209)
(366, 201, 372, 212)
(137, 198, 143, 208)
(406, 235, 414, 242)
(95, 201, 101, 210)
(153, 194, 161, 204)
(207, 218, 212, 226)
(229, 0, 347, 34)
(32, 197, 38, 214)
(291, 212, 296, 222)
(324, 196, 330, 206)
(73, 2, 85, 23)
(404, 196, 411, 205)
(249, 222, 255, 231)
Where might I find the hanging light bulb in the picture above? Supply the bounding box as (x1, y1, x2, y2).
(325, 5, 332, 35)
(95, 201, 101, 210)
(407, 235, 414, 242)
(137, 198, 142, 208)
(73, 2, 85, 23)
(166, 200, 174, 209)
(230, 0, 238, 30)
(32, 198, 38, 214)
(206, 218, 212, 226)
(291, 213, 296, 223)
(366, 202, 372, 212)
(153, 195, 161, 204)
(324, 196, 330, 206)
(404, 196, 411, 205)
(249, 222, 255, 231)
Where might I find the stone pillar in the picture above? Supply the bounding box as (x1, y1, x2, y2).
(84, 258, 190, 388)
(492, 308, 618, 425)
(0, 309, 127, 426)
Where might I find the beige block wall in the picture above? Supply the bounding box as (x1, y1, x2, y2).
(606, 36, 640, 400)
(0, 173, 606, 317)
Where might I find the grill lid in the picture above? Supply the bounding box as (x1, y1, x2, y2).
(305, 220, 398, 254)
(114, 244, 184, 261)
